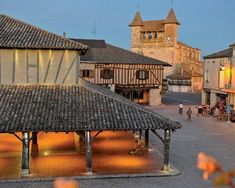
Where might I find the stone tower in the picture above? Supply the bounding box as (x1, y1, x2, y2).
(129, 11, 143, 55)
(129, 8, 201, 80)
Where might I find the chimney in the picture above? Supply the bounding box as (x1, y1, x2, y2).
(62, 32, 67, 38)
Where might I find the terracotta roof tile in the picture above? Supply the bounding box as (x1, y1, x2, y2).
(0, 79, 181, 132)
(204, 48, 233, 59)
(71, 39, 171, 66)
(163, 8, 180, 25)
(0, 15, 88, 51)
(129, 11, 143, 26)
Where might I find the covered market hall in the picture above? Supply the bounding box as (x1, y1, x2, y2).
(0, 79, 181, 177)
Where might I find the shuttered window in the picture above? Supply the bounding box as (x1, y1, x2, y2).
(80, 69, 94, 78)
(100, 69, 114, 79)
(136, 70, 149, 80)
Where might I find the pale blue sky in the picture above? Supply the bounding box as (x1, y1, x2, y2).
(0, 0, 235, 57)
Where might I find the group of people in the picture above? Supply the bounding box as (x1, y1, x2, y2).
(178, 103, 192, 120)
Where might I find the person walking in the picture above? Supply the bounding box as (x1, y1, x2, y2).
(187, 107, 192, 120)
(178, 103, 184, 115)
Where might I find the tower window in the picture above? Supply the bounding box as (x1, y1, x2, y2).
(148, 32, 152, 39)
(154, 32, 158, 39)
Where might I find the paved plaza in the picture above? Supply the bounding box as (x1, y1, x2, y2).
(1, 103, 235, 188)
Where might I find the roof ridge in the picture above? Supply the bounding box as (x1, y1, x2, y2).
(105, 43, 171, 66)
(204, 48, 233, 59)
(0, 14, 88, 50)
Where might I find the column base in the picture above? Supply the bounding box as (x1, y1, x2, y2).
(86, 168, 93, 175)
(21, 169, 30, 177)
(163, 164, 170, 172)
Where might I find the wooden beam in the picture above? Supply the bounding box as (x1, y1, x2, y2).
(37, 50, 40, 83)
(32, 132, 38, 145)
(21, 132, 30, 176)
(26, 50, 29, 83)
(44, 50, 53, 83)
(151, 129, 164, 143)
(54, 50, 65, 83)
(76, 53, 80, 84)
(145, 130, 149, 148)
(163, 129, 171, 171)
(86, 131, 92, 174)
(62, 55, 76, 84)
(12, 49, 16, 83)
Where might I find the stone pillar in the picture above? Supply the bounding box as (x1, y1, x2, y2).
(163, 129, 171, 171)
(86, 131, 92, 174)
(149, 87, 161, 106)
(109, 84, 115, 92)
(22, 132, 30, 176)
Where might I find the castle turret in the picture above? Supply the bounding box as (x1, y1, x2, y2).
(129, 11, 143, 53)
(163, 8, 180, 47)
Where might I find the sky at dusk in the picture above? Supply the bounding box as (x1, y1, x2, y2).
(0, 0, 235, 58)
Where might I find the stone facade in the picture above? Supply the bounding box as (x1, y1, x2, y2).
(202, 46, 235, 107)
(129, 9, 203, 91)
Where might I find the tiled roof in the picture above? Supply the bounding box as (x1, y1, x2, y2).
(129, 11, 143, 27)
(204, 48, 233, 59)
(163, 8, 180, 25)
(0, 79, 181, 133)
(71, 39, 171, 66)
(0, 15, 88, 51)
(141, 20, 165, 32)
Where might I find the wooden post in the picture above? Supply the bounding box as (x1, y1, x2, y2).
(76, 53, 80, 84)
(86, 131, 92, 174)
(145, 130, 149, 148)
(163, 129, 171, 171)
(22, 132, 30, 176)
(139, 129, 142, 139)
(32, 132, 38, 145)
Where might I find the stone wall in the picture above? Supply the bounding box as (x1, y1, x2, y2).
(149, 87, 161, 106)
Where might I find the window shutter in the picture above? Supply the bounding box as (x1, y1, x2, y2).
(145, 71, 149, 79)
(90, 70, 94, 78)
(110, 70, 114, 79)
(100, 70, 104, 78)
(136, 70, 140, 79)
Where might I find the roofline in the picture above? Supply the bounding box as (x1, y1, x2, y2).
(203, 48, 233, 59)
(0, 14, 88, 51)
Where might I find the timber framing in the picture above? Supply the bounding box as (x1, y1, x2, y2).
(94, 63, 164, 88)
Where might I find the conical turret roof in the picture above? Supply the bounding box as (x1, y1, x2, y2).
(163, 8, 180, 25)
(129, 11, 143, 27)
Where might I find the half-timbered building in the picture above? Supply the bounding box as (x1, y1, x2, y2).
(72, 39, 171, 105)
(0, 15, 182, 177)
